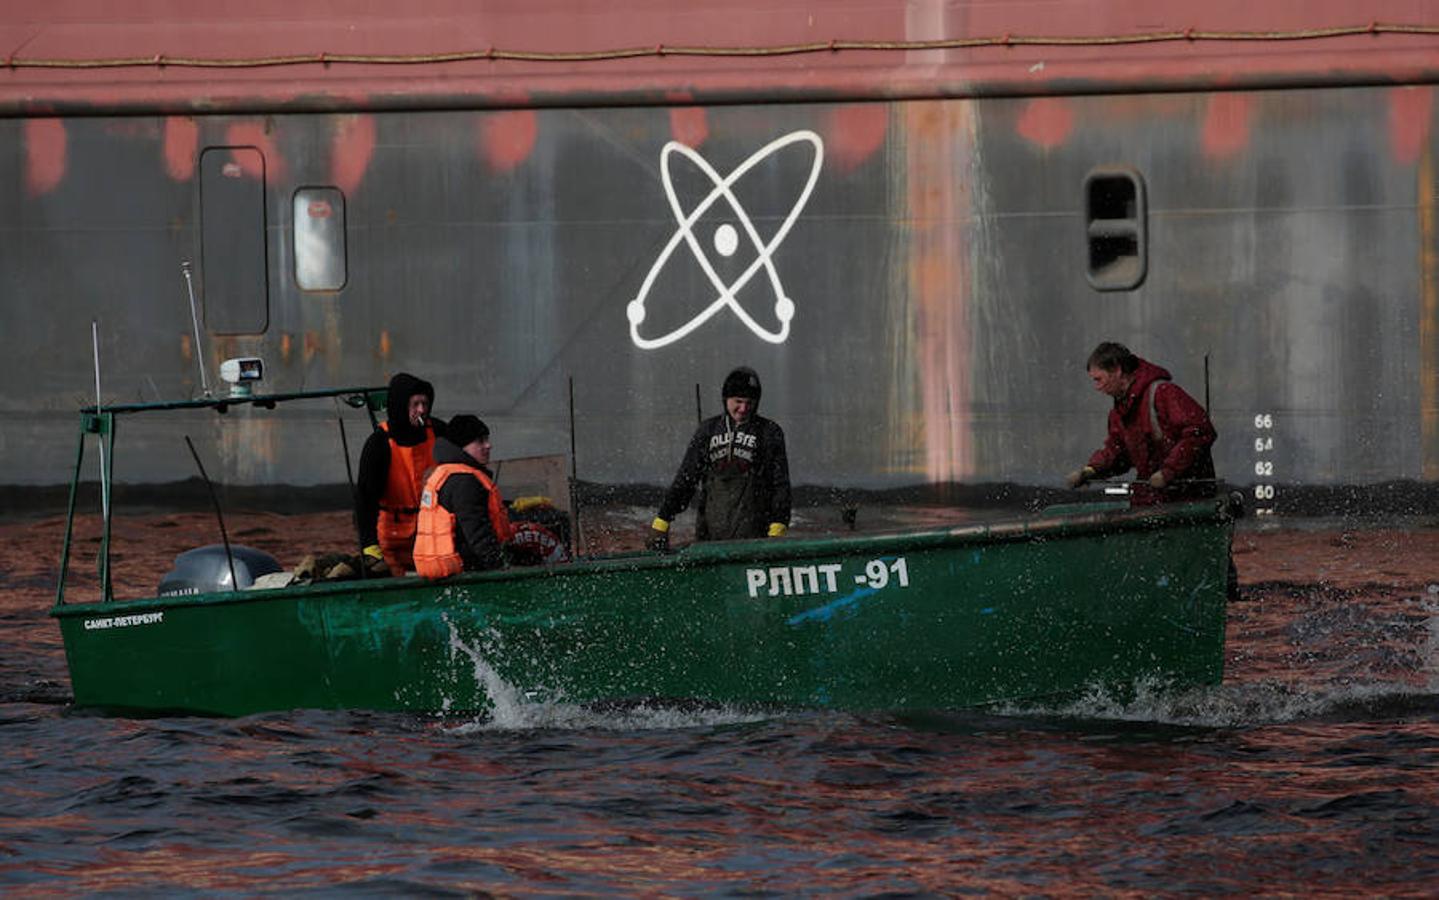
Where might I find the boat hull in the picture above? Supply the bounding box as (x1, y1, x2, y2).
(53, 502, 1232, 716)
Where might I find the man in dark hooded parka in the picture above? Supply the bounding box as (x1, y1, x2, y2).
(355, 372, 446, 575)
(648, 366, 792, 549)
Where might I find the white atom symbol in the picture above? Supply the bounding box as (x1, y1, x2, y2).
(627, 130, 825, 349)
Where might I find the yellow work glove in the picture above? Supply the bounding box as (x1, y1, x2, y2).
(767, 522, 787, 538)
(362, 544, 388, 575)
(647, 517, 670, 551)
(1066, 466, 1097, 489)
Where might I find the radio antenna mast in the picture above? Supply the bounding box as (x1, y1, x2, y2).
(91, 320, 108, 521)
(181, 260, 211, 398)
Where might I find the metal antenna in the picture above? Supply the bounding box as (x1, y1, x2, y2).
(1204, 352, 1211, 413)
(568, 375, 585, 559)
(184, 436, 239, 592)
(181, 260, 211, 398)
(91, 320, 108, 521)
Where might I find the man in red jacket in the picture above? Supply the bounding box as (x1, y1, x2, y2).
(1067, 341, 1238, 598)
(1066, 341, 1217, 506)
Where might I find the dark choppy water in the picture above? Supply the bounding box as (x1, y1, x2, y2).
(2, 567, 1437, 893)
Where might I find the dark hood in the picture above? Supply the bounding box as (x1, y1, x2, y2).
(385, 372, 435, 444)
(432, 436, 487, 472)
(721, 366, 762, 415)
(1117, 358, 1171, 413)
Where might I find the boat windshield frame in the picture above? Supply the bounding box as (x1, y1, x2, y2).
(58, 386, 387, 608)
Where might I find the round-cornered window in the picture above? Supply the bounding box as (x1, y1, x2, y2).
(1083, 167, 1147, 291)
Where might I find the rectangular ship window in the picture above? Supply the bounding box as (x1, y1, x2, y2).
(199, 147, 269, 333)
(293, 187, 347, 292)
(1083, 167, 1147, 291)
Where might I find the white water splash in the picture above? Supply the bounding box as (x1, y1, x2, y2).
(440, 615, 765, 733)
(998, 674, 1431, 728)
(440, 614, 534, 724)
(448, 701, 768, 735)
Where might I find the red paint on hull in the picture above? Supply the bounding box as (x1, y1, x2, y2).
(1201, 93, 1253, 159)
(824, 104, 888, 174)
(1015, 97, 1074, 149)
(479, 109, 538, 173)
(1389, 86, 1435, 165)
(477, 109, 541, 172)
(163, 116, 198, 180)
(330, 114, 376, 194)
(0, 2, 1436, 113)
(669, 106, 709, 148)
(24, 119, 66, 196)
(223, 122, 285, 180)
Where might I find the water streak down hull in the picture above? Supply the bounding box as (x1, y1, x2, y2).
(53, 502, 1231, 717)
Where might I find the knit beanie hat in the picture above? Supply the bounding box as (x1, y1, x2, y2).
(447, 414, 490, 448)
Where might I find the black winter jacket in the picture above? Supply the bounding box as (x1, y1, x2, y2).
(430, 437, 506, 571)
(354, 373, 445, 546)
(657, 413, 791, 540)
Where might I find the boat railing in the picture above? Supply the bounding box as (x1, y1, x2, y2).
(58, 386, 387, 608)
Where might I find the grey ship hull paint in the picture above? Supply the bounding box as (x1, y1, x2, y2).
(2, 86, 1436, 492)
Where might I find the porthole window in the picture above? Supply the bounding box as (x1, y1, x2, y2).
(293, 187, 347, 292)
(1083, 167, 1147, 291)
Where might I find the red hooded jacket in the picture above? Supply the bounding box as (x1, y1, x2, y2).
(1086, 359, 1217, 506)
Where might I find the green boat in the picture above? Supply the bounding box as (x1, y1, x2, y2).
(52, 387, 1234, 717)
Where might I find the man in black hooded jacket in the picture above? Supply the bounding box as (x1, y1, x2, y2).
(354, 372, 446, 575)
(649, 367, 791, 549)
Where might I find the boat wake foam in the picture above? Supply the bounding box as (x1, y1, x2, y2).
(441, 616, 765, 733)
(998, 675, 1436, 728)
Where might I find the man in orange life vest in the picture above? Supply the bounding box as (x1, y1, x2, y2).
(355, 373, 446, 576)
(414, 414, 513, 577)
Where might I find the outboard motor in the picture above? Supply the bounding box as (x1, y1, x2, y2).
(157, 544, 283, 596)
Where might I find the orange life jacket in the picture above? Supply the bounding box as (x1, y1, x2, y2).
(414, 463, 514, 580)
(376, 421, 437, 575)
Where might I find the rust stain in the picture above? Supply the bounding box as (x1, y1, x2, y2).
(223, 121, 285, 180)
(1389, 85, 1434, 165)
(1201, 93, 1253, 159)
(319, 306, 344, 381)
(902, 100, 976, 483)
(303, 331, 321, 366)
(163, 116, 198, 181)
(1420, 142, 1438, 479)
(279, 332, 292, 364)
(221, 416, 279, 480)
(825, 104, 889, 174)
(668, 106, 708, 149)
(1014, 97, 1073, 150)
(477, 109, 538, 173)
(179, 333, 193, 362)
(330, 113, 376, 195)
(24, 118, 66, 196)
(378, 329, 392, 361)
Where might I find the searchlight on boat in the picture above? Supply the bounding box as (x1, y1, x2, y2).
(218, 357, 264, 398)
